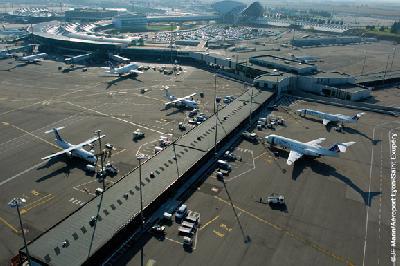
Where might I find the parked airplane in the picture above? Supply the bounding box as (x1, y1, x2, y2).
(0, 50, 12, 59)
(265, 134, 355, 165)
(289, 54, 319, 63)
(103, 62, 143, 76)
(163, 86, 197, 109)
(17, 52, 47, 63)
(41, 127, 104, 164)
(65, 53, 92, 65)
(296, 108, 365, 126)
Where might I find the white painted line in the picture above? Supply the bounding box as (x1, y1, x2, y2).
(0, 161, 45, 187)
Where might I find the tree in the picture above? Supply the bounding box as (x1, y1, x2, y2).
(366, 25, 375, 31)
(391, 21, 400, 34)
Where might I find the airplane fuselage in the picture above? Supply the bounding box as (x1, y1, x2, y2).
(20, 53, 47, 63)
(55, 139, 96, 164)
(298, 109, 356, 124)
(111, 63, 139, 75)
(266, 135, 338, 157)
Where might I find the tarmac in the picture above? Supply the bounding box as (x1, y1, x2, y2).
(0, 56, 398, 266)
(119, 96, 399, 266)
(0, 58, 245, 264)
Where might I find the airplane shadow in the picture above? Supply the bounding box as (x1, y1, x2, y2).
(291, 158, 380, 206)
(300, 116, 380, 144)
(105, 74, 141, 89)
(62, 66, 86, 73)
(164, 108, 186, 116)
(36, 157, 93, 182)
(342, 127, 381, 145)
(0, 62, 31, 71)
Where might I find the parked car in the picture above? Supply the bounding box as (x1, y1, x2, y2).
(242, 131, 258, 143)
(175, 204, 188, 222)
(267, 193, 285, 205)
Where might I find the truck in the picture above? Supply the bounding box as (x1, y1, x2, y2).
(267, 193, 285, 205)
(175, 204, 188, 222)
(132, 129, 145, 140)
(242, 131, 258, 143)
(217, 160, 232, 172)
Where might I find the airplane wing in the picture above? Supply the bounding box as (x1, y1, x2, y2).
(306, 137, 326, 146)
(79, 135, 105, 147)
(322, 119, 330, 125)
(41, 146, 77, 161)
(130, 69, 143, 74)
(168, 99, 181, 104)
(41, 135, 105, 160)
(287, 150, 303, 165)
(184, 93, 196, 99)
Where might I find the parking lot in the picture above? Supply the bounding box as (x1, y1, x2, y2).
(121, 97, 398, 266)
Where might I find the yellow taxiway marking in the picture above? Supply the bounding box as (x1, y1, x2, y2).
(20, 194, 55, 215)
(2, 122, 60, 150)
(164, 237, 183, 245)
(0, 101, 42, 117)
(111, 148, 127, 157)
(64, 101, 165, 135)
(199, 215, 219, 231)
(0, 216, 19, 233)
(253, 152, 267, 160)
(214, 195, 354, 266)
(213, 230, 225, 238)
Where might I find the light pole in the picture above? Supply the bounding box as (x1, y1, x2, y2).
(136, 154, 147, 231)
(383, 53, 391, 84)
(95, 130, 104, 175)
(136, 153, 147, 266)
(389, 47, 396, 74)
(249, 88, 254, 128)
(361, 50, 367, 76)
(214, 75, 220, 158)
(8, 198, 31, 265)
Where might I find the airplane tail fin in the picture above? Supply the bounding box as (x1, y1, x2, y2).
(352, 112, 365, 121)
(45, 127, 65, 142)
(328, 141, 356, 153)
(106, 61, 114, 70)
(163, 86, 170, 99)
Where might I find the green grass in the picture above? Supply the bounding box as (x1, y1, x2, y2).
(147, 24, 177, 31)
(366, 29, 400, 37)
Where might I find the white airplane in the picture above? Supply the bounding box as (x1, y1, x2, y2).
(265, 134, 355, 165)
(296, 108, 365, 126)
(65, 53, 92, 65)
(163, 86, 198, 109)
(103, 62, 143, 76)
(18, 52, 47, 63)
(0, 51, 12, 60)
(41, 127, 104, 164)
(289, 54, 319, 63)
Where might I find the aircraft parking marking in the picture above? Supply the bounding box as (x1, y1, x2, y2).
(224, 149, 255, 182)
(199, 215, 219, 231)
(69, 197, 86, 206)
(0, 215, 19, 234)
(2, 121, 61, 150)
(64, 101, 165, 135)
(0, 101, 42, 117)
(20, 194, 55, 215)
(111, 148, 127, 157)
(164, 237, 183, 245)
(362, 121, 400, 266)
(213, 230, 224, 238)
(0, 114, 85, 157)
(73, 180, 101, 196)
(0, 161, 46, 187)
(214, 195, 355, 265)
